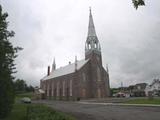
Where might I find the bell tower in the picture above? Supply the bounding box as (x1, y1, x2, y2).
(85, 8, 102, 65)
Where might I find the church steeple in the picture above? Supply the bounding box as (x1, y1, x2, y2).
(88, 7, 97, 37)
(85, 8, 101, 59)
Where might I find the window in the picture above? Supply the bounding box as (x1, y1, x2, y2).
(88, 44, 91, 49)
(62, 81, 65, 96)
(57, 82, 59, 96)
(137, 86, 141, 90)
(94, 42, 97, 48)
(82, 88, 86, 97)
(97, 88, 101, 98)
(47, 82, 50, 97)
(52, 82, 54, 96)
(82, 72, 86, 82)
(96, 56, 100, 62)
(97, 67, 101, 81)
(54, 88, 56, 97)
(69, 80, 72, 96)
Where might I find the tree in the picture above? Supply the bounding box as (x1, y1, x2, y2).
(14, 79, 27, 92)
(132, 0, 145, 9)
(13, 79, 34, 93)
(0, 5, 22, 118)
(25, 85, 34, 92)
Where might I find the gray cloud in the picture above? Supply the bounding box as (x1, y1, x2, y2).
(1, 0, 160, 87)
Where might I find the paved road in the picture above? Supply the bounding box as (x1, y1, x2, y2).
(36, 100, 160, 120)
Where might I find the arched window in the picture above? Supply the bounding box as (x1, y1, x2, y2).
(57, 82, 59, 96)
(59, 88, 62, 99)
(88, 44, 91, 49)
(82, 72, 86, 82)
(47, 82, 50, 97)
(69, 79, 72, 96)
(82, 88, 86, 97)
(94, 42, 97, 48)
(54, 88, 56, 98)
(62, 81, 65, 96)
(97, 67, 101, 81)
(52, 81, 54, 96)
(97, 88, 101, 98)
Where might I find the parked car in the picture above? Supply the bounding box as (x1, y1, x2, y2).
(21, 97, 31, 103)
(114, 92, 126, 97)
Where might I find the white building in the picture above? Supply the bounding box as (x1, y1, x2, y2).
(145, 79, 160, 96)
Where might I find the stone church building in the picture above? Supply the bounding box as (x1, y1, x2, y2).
(40, 9, 110, 100)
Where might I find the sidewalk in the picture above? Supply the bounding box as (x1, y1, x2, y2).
(78, 101, 160, 107)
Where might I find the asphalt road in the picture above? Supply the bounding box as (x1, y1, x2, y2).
(37, 100, 160, 120)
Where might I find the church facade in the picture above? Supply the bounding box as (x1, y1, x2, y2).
(40, 9, 110, 100)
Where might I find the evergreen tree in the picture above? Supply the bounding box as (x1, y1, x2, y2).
(0, 5, 21, 118)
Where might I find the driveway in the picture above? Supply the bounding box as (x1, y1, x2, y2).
(36, 100, 160, 120)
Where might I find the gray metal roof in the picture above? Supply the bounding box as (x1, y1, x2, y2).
(42, 59, 89, 80)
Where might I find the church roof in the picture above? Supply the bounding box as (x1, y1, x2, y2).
(42, 59, 89, 80)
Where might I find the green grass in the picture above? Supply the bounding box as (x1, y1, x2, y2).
(2, 92, 75, 120)
(16, 92, 34, 99)
(2, 92, 33, 120)
(125, 98, 160, 105)
(3, 103, 75, 120)
(2, 103, 28, 120)
(27, 104, 75, 120)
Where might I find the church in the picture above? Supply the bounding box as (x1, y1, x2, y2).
(40, 9, 110, 100)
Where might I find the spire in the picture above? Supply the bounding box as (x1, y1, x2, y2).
(88, 7, 97, 37)
(106, 64, 109, 73)
(85, 7, 101, 54)
(52, 57, 56, 72)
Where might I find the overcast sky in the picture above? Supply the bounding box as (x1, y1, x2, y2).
(1, 0, 160, 88)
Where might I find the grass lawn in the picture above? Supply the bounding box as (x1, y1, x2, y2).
(16, 92, 34, 99)
(3, 92, 75, 120)
(27, 104, 75, 120)
(3, 103, 75, 120)
(125, 98, 160, 105)
(2, 103, 28, 120)
(3, 92, 33, 120)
